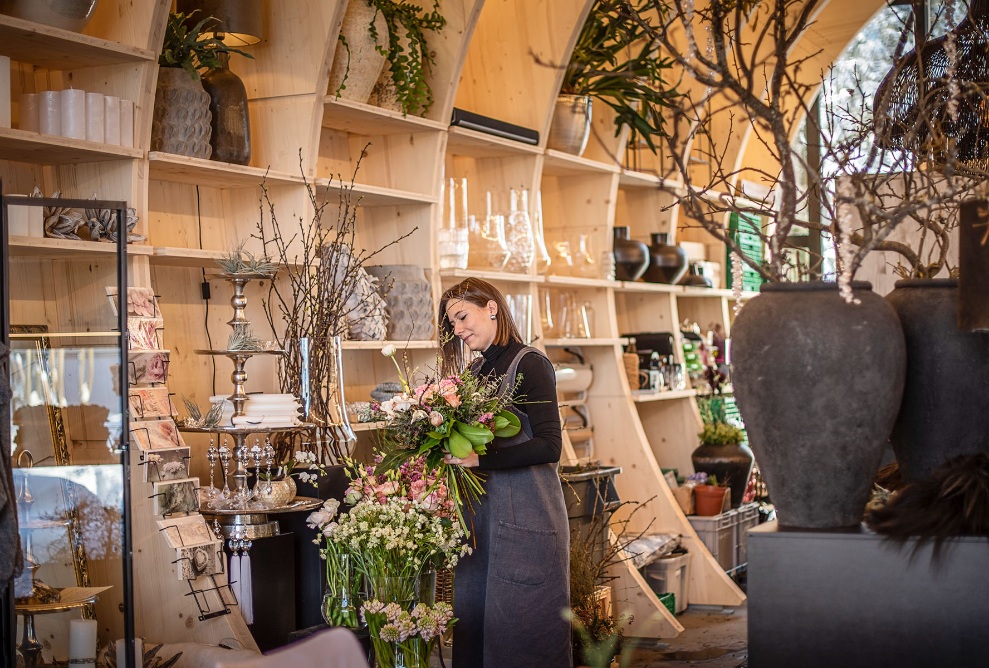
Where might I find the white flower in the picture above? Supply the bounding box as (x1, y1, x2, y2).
(381, 344, 397, 357)
(411, 409, 428, 422)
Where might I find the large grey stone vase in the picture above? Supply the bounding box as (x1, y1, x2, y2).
(731, 281, 906, 529)
(885, 279, 989, 482)
(366, 265, 435, 341)
(151, 68, 212, 159)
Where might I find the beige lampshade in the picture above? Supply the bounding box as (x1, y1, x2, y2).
(176, 0, 263, 47)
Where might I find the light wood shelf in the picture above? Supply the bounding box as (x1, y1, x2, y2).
(0, 128, 142, 164)
(148, 153, 303, 188)
(439, 268, 544, 284)
(542, 338, 629, 347)
(340, 340, 437, 350)
(352, 421, 386, 432)
(315, 179, 438, 207)
(631, 389, 698, 403)
(543, 148, 621, 176)
(616, 281, 682, 293)
(619, 169, 684, 191)
(322, 96, 448, 135)
(544, 275, 618, 289)
(0, 14, 156, 67)
(8, 236, 153, 259)
(446, 126, 542, 157)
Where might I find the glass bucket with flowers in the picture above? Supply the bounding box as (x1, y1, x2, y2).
(361, 600, 456, 668)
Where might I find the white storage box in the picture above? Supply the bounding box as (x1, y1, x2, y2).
(735, 502, 760, 568)
(688, 510, 738, 572)
(641, 552, 690, 614)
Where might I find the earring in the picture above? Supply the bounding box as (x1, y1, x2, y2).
(490, 313, 497, 320)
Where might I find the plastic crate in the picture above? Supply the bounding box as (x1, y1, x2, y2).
(641, 552, 690, 614)
(688, 510, 738, 572)
(734, 502, 760, 568)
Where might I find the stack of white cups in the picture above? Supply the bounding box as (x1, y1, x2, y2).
(18, 88, 133, 147)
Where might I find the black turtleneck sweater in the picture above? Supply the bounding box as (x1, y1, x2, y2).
(475, 339, 562, 470)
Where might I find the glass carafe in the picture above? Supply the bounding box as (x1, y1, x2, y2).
(438, 177, 469, 270)
(539, 288, 557, 338)
(572, 233, 597, 278)
(467, 213, 510, 270)
(550, 240, 574, 276)
(531, 190, 552, 274)
(504, 187, 535, 273)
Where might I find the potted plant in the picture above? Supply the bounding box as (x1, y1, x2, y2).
(152, 11, 249, 158)
(692, 417, 752, 510)
(549, 0, 680, 156)
(688, 472, 729, 517)
(329, 0, 446, 115)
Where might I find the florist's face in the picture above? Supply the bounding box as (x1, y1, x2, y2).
(445, 298, 498, 352)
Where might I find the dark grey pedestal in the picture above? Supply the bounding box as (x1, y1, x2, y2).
(748, 522, 989, 668)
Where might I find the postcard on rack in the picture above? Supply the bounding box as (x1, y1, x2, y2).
(141, 447, 190, 483)
(128, 350, 169, 385)
(128, 387, 176, 419)
(175, 540, 223, 580)
(153, 478, 201, 516)
(126, 317, 164, 351)
(157, 514, 216, 549)
(106, 287, 161, 318)
(130, 418, 185, 451)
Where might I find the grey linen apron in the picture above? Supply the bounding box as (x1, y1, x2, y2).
(452, 347, 572, 667)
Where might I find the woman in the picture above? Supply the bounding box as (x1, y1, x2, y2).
(438, 278, 572, 668)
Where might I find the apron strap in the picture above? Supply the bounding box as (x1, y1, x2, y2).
(498, 346, 545, 397)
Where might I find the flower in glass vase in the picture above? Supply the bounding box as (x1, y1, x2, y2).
(361, 600, 456, 668)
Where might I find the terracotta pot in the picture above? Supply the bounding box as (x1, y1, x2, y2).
(693, 485, 729, 516)
(151, 67, 212, 158)
(328, 0, 389, 103)
(547, 94, 592, 156)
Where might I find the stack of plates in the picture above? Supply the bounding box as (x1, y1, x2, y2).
(210, 394, 303, 427)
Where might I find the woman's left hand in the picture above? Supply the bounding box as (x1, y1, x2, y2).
(444, 452, 480, 468)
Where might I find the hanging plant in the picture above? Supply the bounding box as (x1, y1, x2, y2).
(369, 0, 446, 115)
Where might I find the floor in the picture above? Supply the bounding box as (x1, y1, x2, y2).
(624, 604, 748, 668)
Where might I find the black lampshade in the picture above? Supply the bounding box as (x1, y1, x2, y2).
(176, 0, 263, 47)
(873, 0, 989, 169)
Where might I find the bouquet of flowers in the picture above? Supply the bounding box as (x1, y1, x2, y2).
(361, 600, 455, 668)
(372, 345, 522, 528)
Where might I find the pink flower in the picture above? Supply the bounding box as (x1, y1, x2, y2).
(414, 383, 436, 404)
(442, 392, 461, 408)
(429, 411, 444, 426)
(375, 481, 400, 497)
(438, 378, 457, 396)
(478, 412, 494, 426)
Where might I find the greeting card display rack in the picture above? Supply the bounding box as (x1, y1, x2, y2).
(180, 272, 320, 537)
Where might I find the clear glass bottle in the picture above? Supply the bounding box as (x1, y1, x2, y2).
(539, 288, 557, 338)
(504, 187, 535, 273)
(438, 177, 469, 270)
(531, 189, 552, 274)
(572, 233, 597, 278)
(467, 213, 510, 270)
(550, 240, 574, 276)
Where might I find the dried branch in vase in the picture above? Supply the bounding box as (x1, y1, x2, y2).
(255, 146, 417, 464)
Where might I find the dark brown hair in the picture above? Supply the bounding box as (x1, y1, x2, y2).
(438, 278, 522, 372)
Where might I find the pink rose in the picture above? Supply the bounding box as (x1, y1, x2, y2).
(438, 379, 457, 396)
(375, 481, 399, 497)
(442, 393, 461, 408)
(429, 411, 444, 426)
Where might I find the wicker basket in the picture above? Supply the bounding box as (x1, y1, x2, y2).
(623, 352, 641, 390)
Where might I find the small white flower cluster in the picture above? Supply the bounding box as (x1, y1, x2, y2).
(835, 180, 861, 305)
(292, 450, 322, 484)
(360, 599, 454, 643)
(945, 0, 959, 124)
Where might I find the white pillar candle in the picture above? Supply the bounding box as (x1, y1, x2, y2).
(0, 55, 10, 128)
(6, 199, 44, 238)
(68, 619, 97, 663)
(103, 95, 120, 145)
(115, 638, 144, 668)
(85, 92, 104, 142)
(39, 90, 60, 136)
(18, 93, 39, 132)
(60, 88, 86, 139)
(119, 98, 134, 148)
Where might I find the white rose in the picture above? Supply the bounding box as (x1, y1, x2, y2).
(381, 344, 397, 357)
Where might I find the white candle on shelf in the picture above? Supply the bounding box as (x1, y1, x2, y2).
(60, 88, 86, 139)
(0, 55, 10, 128)
(39, 90, 60, 136)
(68, 619, 97, 664)
(115, 638, 144, 668)
(104, 95, 120, 145)
(18, 93, 39, 132)
(85, 92, 104, 142)
(6, 198, 44, 237)
(119, 99, 134, 148)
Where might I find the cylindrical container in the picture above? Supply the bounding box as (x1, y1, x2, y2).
(0, 55, 10, 128)
(68, 619, 97, 663)
(85, 92, 104, 142)
(119, 98, 134, 147)
(18, 93, 39, 132)
(39, 90, 61, 135)
(104, 94, 121, 145)
(59, 88, 86, 139)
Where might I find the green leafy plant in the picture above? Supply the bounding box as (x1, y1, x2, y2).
(698, 422, 746, 447)
(159, 11, 251, 80)
(370, 0, 446, 115)
(560, 0, 680, 151)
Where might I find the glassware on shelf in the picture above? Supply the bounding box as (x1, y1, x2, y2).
(557, 291, 579, 338)
(578, 301, 595, 338)
(531, 190, 552, 274)
(599, 249, 617, 280)
(467, 213, 510, 270)
(438, 177, 469, 270)
(539, 288, 557, 338)
(506, 293, 533, 343)
(550, 240, 574, 276)
(572, 233, 597, 279)
(504, 187, 535, 273)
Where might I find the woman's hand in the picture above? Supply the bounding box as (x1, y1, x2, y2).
(444, 452, 480, 468)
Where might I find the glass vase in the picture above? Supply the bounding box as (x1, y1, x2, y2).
(366, 573, 419, 607)
(572, 233, 597, 278)
(439, 177, 469, 270)
(467, 213, 510, 270)
(504, 187, 535, 273)
(322, 552, 363, 628)
(531, 190, 552, 274)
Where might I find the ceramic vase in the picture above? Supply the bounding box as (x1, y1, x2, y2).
(885, 279, 989, 481)
(151, 68, 212, 158)
(680, 263, 713, 287)
(612, 226, 649, 281)
(1, 0, 99, 31)
(201, 51, 251, 165)
(691, 442, 755, 508)
(642, 233, 688, 284)
(328, 0, 389, 103)
(366, 265, 435, 340)
(730, 281, 906, 528)
(547, 95, 592, 156)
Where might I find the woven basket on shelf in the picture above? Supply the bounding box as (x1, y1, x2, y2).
(623, 352, 641, 390)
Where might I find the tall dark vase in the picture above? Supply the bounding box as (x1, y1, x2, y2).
(731, 282, 906, 528)
(885, 279, 989, 482)
(642, 233, 688, 284)
(201, 51, 251, 165)
(691, 442, 754, 508)
(612, 226, 649, 281)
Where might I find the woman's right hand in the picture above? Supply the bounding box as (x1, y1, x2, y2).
(444, 452, 480, 468)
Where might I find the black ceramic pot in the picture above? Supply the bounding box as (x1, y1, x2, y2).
(612, 226, 649, 281)
(691, 442, 755, 508)
(201, 51, 251, 165)
(731, 281, 906, 528)
(885, 279, 989, 482)
(679, 263, 713, 287)
(642, 233, 688, 284)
